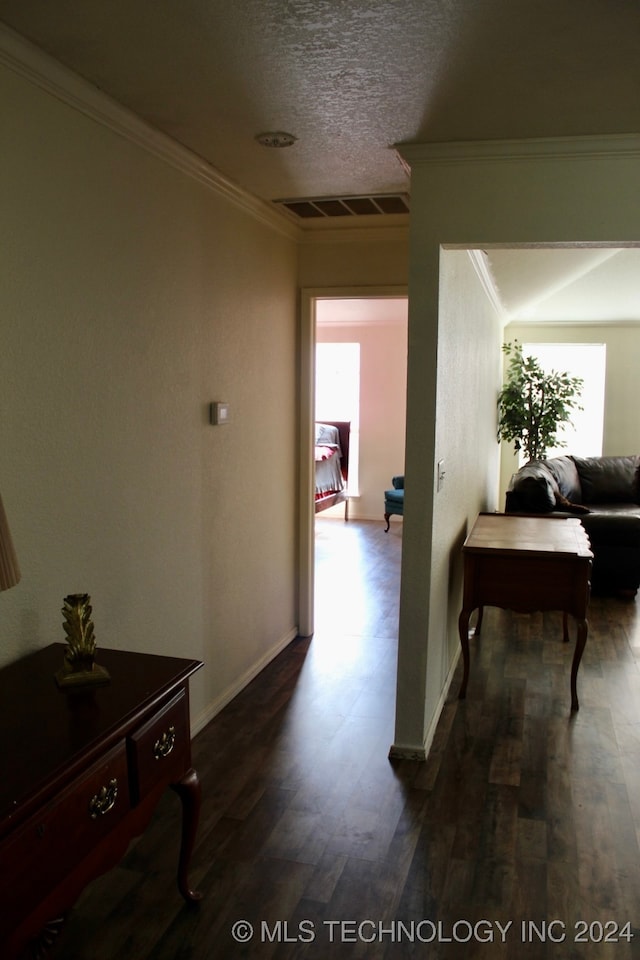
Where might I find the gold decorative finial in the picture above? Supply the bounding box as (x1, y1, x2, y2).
(56, 593, 110, 688)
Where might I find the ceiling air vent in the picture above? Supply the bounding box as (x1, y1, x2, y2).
(275, 194, 410, 219)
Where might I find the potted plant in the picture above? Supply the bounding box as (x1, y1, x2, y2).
(497, 340, 583, 462)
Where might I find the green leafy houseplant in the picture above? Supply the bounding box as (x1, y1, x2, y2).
(497, 341, 584, 463)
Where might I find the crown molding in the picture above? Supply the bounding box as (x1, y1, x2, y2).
(505, 317, 640, 327)
(467, 249, 506, 322)
(0, 23, 300, 241)
(397, 133, 640, 167)
(0, 23, 411, 248)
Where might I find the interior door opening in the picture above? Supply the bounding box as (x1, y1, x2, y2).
(298, 288, 408, 639)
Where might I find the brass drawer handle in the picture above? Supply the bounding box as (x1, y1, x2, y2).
(153, 725, 176, 760)
(88, 778, 118, 819)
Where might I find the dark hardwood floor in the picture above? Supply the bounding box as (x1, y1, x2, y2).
(57, 519, 640, 959)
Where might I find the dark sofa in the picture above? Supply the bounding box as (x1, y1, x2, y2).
(505, 454, 640, 596)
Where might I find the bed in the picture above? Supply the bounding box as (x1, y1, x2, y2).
(315, 420, 350, 519)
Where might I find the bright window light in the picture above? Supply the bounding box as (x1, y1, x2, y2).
(315, 343, 360, 494)
(522, 342, 606, 459)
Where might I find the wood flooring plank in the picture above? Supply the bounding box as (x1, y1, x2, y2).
(303, 852, 348, 904)
(51, 521, 640, 960)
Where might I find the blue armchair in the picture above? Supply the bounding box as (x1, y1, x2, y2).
(384, 476, 404, 531)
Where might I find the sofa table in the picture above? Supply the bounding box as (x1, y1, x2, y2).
(0, 643, 203, 960)
(458, 513, 592, 711)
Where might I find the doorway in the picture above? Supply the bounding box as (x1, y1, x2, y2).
(298, 287, 408, 638)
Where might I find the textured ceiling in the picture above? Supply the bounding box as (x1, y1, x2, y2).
(1, 0, 640, 202)
(2, 1, 640, 322)
(485, 248, 640, 323)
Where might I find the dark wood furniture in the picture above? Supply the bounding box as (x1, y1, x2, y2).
(458, 513, 592, 711)
(315, 420, 350, 519)
(0, 643, 203, 960)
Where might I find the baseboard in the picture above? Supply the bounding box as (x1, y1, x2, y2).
(190, 627, 298, 736)
(388, 743, 427, 761)
(421, 646, 461, 758)
(388, 646, 461, 762)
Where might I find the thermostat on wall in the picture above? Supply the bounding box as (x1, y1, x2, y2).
(210, 401, 230, 425)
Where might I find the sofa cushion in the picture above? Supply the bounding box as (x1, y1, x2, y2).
(578, 502, 640, 518)
(573, 455, 639, 504)
(581, 512, 640, 537)
(581, 513, 640, 593)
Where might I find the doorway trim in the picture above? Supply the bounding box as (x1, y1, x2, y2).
(298, 285, 408, 638)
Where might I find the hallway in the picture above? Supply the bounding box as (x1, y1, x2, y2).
(59, 519, 640, 959)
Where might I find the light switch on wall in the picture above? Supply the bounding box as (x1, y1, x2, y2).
(210, 402, 230, 425)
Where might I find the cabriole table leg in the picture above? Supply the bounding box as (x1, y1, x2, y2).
(171, 767, 203, 903)
(570, 619, 588, 711)
(458, 607, 473, 699)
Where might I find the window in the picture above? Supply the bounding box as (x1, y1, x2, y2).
(315, 342, 360, 494)
(522, 342, 606, 459)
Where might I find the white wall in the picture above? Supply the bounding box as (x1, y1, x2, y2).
(392, 248, 502, 754)
(396, 135, 640, 756)
(298, 229, 409, 290)
(0, 54, 299, 730)
(316, 299, 408, 521)
(426, 251, 502, 720)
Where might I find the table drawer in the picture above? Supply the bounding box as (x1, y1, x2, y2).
(128, 689, 190, 802)
(0, 741, 130, 936)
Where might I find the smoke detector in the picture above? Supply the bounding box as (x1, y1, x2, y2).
(255, 131, 297, 148)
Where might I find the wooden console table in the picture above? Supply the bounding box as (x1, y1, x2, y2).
(0, 643, 203, 960)
(458, 513, 592, 711)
